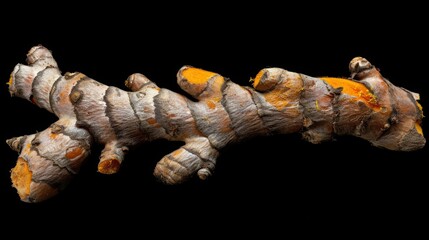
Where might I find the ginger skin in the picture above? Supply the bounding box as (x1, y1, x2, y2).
(7, 45, 425, 202)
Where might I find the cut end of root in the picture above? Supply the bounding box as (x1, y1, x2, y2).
(252, 69, 265, 89)
(11, 158, 32, 201)
(98, 159, 121, 174)
(252, 68, 284, 92)
(197, 168, 212, 180)
(6, 136, 24, 152)
(349, 57, 373, 75)
(181, 67, 217, 84)
(321, 77, 381, 110)
(125, 73, 153, 91)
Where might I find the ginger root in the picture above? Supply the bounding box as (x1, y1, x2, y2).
(6, 45, 425, 202)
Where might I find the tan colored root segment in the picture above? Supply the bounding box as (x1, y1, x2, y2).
(321, 77, 381, 110)
(98, 159, 121, 174)
(11, 158, 32, 201)
(182, 67, 217, 84)
(29, 182, 59, 203)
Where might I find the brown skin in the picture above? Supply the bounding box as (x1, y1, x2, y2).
(6, 46, 425, 203)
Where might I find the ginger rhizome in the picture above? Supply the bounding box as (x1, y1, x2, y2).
(6, 45, 425, 202)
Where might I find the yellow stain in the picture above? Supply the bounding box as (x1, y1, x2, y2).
(262, 74, 303, 111)
(206, 100, 216, 109)
(182, 67, 217, 84)
(417, 102, 423, 112)
(49, 133, 58, 139)
(11, 158, 32, 200)
(415, 123, 423, 136)
(315, 100, 320, 111)
(23, 143, 32, 155)
(264, 89, 289, 111)
(172, 148, 183, 158)
(321, 77, 381, 110)
(252, 70, 265, 89)
(7, 74, 13, 86)
(416, 102, 424, 117)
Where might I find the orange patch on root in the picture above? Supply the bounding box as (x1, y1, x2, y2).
(263, 87, 289, 111)
(172, 148, 184, 158)
(147, 118, 157, 125)
(321, 77, 381, 110)
(98, 159, 121, 174)
(252, 69, 265, 89)
(59, 88, 71, 106)
(66, 147, 83, 159)
(417, 102, 423, 112)
(7, 74, 13, 86)
(182, 67, 217, 84)
(416, 102, 424, 118)
(23, 143, 32, 155)
(11, 158, 32, 201)
(206, 100, 216, 109)
(415, 123, 423, 136)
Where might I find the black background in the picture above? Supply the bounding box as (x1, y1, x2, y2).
(1, 3, 427, 236)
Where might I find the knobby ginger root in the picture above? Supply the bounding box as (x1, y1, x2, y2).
(6, 45, 425, 202)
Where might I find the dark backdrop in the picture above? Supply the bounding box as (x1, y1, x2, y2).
(1, 4, 427, 236)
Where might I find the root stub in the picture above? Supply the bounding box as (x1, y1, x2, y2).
(98, 159, 121, 174)
(11, 158, 32, 201)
